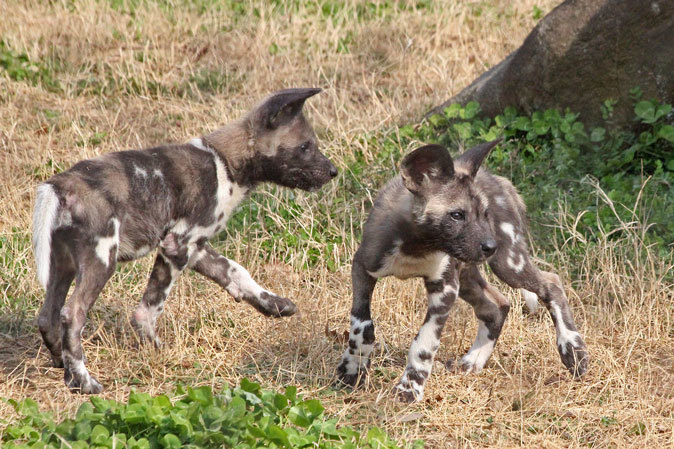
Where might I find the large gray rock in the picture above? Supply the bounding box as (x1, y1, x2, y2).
(430, 0, 674, 127)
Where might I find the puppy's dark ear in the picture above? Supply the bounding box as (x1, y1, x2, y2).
(257, 88, 322, 129)
(400, 144, 454, 195)
(455, 138, 502, 177)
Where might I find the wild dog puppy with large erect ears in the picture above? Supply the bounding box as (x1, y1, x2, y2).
(32, 88, 337, 394)
(336, 140, 588, 402)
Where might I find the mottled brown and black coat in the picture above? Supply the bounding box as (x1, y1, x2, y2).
(337, 141, 588, 402)
(33, 88, 337, 394)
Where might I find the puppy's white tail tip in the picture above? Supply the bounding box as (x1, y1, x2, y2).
(33, 183, 60, 289)
(522, 289, 539, 313)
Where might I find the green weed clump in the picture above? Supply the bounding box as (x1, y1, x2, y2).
(1, 379, 420, 449)
(0, 41, 59, 91)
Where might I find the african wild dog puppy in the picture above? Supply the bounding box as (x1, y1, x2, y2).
(32, 88, 337, 394)
(336, 141, 588, 402)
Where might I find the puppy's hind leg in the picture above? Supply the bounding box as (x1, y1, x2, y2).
(61, 217, 120, 394)
(37, 236, 75, 368)
(61, 257, 117, 393)
(489, 252, 589, 377)
(190, 244, 297, 317)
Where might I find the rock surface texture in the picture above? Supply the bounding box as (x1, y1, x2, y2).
(431, 0, 674, 127)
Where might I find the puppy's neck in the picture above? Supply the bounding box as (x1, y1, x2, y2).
(202, 118, 256, 186)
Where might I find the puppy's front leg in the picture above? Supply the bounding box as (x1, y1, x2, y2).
(395, 261, 459, 402)
(336, 257, 377, 387)
(132, 252, 183, 347)
(191, 244, 296, 317)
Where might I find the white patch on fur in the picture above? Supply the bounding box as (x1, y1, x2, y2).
(134, 165, 148, 178)
(225, 259, 266, 300)
(461, 320, 495, 373)
(62, 351, 101, 392)
(522, 289, 539, 313)
(427, 292, 445, 309)
(95, 218, 120, 267)
(501, 222, 526, 272)
(551, 302, 581, 353)
(188, 137, 210, 152)
(410, 321, 441, 361)
(118, 236, 153, 260)
(171, 218, 190, 235)
(507, 251, 525, 273)
(494, 195, 506, 207)
(157, 253, 183, 298)
(71, 358, 88, 376)
(453, 165, 470, 176)
(500, 222, 520, 243)
(340, 316, 375, 375)
(176, 138, 247, 242)
(210, 152, 247, 225)
(33, 184, 61, 288)
(368, 243, 449, 280)
(153, 169, 163, 178)
(396, 371, 424, 400)
(427, 283, 456, 311)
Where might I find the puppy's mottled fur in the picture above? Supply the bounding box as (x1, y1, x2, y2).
(33, 88, 337, 394)
(337, 141, 588, 402)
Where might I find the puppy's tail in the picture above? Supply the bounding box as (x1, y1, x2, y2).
(33, 183, 60, 289)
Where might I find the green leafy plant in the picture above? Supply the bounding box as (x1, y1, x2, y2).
(0, 41, 59, 91)
(1, 380, 420, 449)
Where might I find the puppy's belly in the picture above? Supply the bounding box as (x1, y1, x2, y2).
(368, 250, 450, 280)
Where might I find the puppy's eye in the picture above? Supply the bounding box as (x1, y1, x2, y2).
(450, 211, 465, 221)
(300, 142, 310, 152)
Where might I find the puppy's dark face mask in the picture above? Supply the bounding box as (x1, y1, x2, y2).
(400, 141, 501, 263)
(245, 88, 337, 190)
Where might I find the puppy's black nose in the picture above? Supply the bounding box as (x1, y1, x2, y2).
(329, 165, 338, 178)
(481, 239, 497, 257)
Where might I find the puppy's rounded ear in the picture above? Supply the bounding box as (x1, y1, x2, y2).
(400, 144, 454, 195)
(256, 88, 322, 130)
(455, 138, 502, 177)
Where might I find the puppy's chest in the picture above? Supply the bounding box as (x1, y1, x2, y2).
(368, 243, 450, 280)
(169, 140, 248, 243)
(208, 156, 247, 231)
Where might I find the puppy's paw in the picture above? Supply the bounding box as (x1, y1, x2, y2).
(559, 338, 589, 378)
(393, 380, 422, 403)
(459, 357, 485, 374)
(445, 357, 482, 373)
(257, 292, 297, 317)
(131, 308, 162, 348)
(131, 325, 162, 348)
(64, 368, 103, 395)
(335, 361, 367, 388)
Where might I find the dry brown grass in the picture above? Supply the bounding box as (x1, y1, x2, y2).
(1, 0, 673, 447)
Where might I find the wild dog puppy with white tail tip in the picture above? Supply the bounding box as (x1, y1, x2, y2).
(336, 140, 588, 402)
(33, 88, 337, 394)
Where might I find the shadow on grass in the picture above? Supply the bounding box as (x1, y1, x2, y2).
(0, 311, 42, 382)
